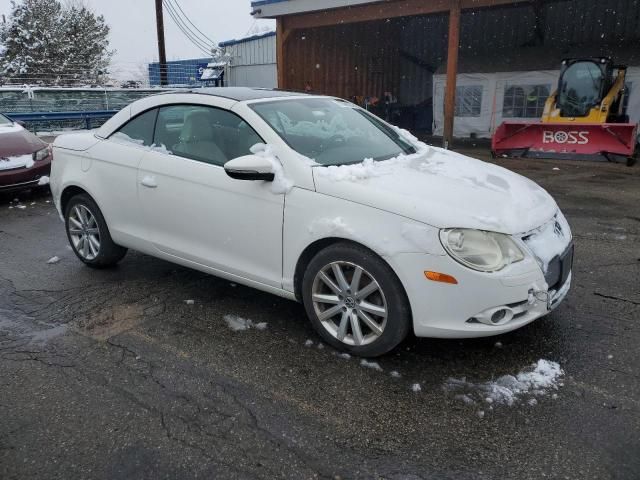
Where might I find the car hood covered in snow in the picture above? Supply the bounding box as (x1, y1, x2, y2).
(0, 123, 47, 157)
(312, 145, 558, 235)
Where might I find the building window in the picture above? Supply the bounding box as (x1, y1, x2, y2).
(502, 84, 550, 118)
(455, 85, 483, 117)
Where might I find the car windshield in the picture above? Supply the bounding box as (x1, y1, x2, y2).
(250, 98, 416, 165)
(0, 114, 12, 125)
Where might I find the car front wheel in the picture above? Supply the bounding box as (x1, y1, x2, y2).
(64, 193, 127, 268)
(302, 242, 411, 357)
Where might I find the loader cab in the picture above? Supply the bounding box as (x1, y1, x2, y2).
(556, 58, 613, 117)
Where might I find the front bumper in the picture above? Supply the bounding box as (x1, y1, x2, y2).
(389, 252, 572, 339)
(0, 159, 51, 192)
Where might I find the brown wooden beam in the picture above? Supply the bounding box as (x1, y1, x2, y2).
(283, 0, 531, 31)
(443, 0, 461, 148)
(276, 18, 288, 89)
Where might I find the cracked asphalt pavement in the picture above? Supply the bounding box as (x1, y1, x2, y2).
(1, 155, 639, 479)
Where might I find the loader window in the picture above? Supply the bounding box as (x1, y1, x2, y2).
(503, 85, 550, 118)
(557, 61, 605, 117)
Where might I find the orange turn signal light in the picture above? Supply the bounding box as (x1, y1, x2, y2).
(424, 271, 458, 285)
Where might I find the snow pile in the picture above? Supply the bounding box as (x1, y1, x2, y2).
(316, 157, 398, 182)
(0, 154, 34, 171)
(360, 359, 383, 371)
(223, 314, 267, 332)
(46, 256, 60, 264)
(150, 143, 172, 154)
(250, 143, 293, 194)
(308, 217, 354, 237)
(111, 132, 145, 145)
(280, 113, 361, 141)
(411, 383, 422, 393)
(523, 214, 572, 273)
(445, 359, 564, 407)
(0, 123, 24, 134)
(37, 176, 50, 186)
(313, 126, 432, 183)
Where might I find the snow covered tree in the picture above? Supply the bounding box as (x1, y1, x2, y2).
(0, 0, 113, 85)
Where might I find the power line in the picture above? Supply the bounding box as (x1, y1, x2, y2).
(169, 0, 216, 46)
(162, 0, 212, 56)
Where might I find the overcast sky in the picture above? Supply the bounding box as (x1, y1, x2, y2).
(0, 0, 274, 72)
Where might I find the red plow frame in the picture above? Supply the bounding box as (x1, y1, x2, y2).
(492, 121, 638, 163)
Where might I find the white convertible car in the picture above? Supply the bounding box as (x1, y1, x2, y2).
(50, 88, 573, 356)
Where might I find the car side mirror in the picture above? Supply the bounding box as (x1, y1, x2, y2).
(224, 155, 275, 181)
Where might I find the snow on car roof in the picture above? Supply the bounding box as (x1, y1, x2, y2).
(168, 87, 308, 102)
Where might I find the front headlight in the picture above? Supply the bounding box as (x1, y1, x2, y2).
(440, 228, 524, 272)
(33, 146, 51, 162)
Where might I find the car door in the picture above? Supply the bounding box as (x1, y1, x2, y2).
(136, 103, 284, 288)
(87, 108, 157, 244)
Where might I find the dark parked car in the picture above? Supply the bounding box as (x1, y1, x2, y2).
(0, 113, 52, 192)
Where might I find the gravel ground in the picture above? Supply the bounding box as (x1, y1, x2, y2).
(0, 154, 639, 480)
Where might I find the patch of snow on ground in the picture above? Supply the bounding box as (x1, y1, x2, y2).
(0, 154, 34, 171)
(46, 256, 60, 264)
(250, 143, 293, 194)
(184, 299, 195, 305)
(360, 359, 383, 371)
(411, 383, 422, 393)
(445, 359, 564, 407)
(336, 353, 351, 360)
(390, 371, 401, 378)
(223, 314, 267, 332)
(38, 176, 50, 186)
(304, 339, 314, 347)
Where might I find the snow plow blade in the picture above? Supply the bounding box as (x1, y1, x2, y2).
(492, 121, 638, 162)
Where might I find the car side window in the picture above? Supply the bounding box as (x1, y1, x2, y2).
(111, 108, 158, 147)
(153, 104, 263, 167)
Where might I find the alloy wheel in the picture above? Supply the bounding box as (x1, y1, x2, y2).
(311, 261, 388, 346)
(68, 204, 101, 261)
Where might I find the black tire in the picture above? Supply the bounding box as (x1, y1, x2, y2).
(64, 193, 127, 268)
(301, 242, 411, 357)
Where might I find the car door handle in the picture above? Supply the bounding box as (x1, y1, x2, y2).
(140, 176, 158, 188)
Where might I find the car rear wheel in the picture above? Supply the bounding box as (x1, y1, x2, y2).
(302, 242, 411, 357)
(64, 194, 127, 268)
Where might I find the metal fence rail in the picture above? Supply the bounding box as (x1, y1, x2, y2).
(6, 110, 119, 132)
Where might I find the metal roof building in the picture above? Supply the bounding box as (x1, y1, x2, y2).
(219, 31, 277, 89)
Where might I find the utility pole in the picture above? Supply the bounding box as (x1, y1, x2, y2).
(155, 0, 168, 86)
